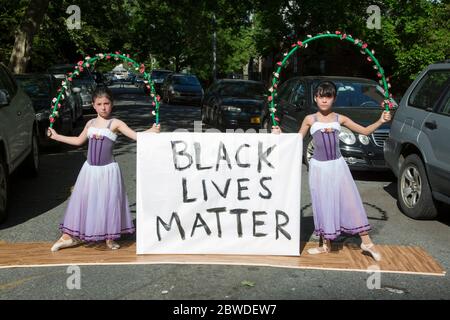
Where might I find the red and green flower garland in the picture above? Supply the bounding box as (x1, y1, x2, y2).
(49, 52, 160, 128)
(268, 31, 396, 126)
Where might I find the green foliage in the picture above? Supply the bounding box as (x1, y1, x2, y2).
(0, 0, 29, 65)
(379, 0, 449, 87)
(1, 0, 448, 90)
(252, 0, 449, 92)
(129, 0, 253, 81)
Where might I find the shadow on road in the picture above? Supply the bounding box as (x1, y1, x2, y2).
(1, 147, 85, 230)
(351, 170, 396, 182)
(383, 180, 450, 226)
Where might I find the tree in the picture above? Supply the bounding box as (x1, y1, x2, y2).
(8, 0, 49, 73)
(375, 0, 449, 92)
(251, 0, 449, 94)
(130, 0, 253, 81)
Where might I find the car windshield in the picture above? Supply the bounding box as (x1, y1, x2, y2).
(220, 82, 266, 98)
(173, 75, 201, 86)
(16, 77, 51, 98)
(151, 71, 171, 80)
(312, 80, 387, 108)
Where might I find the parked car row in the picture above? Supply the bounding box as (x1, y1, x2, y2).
(199, 68, 449, 220)
(47, 64, 97, 114)
(1, 58, 448, 223)
(0, 63, 104, 223)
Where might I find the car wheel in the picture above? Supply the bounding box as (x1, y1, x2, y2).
(303, 135, 314, 170)
(23, 130, 39, 178)
(0, 153, 9, 223)
(397, 154, 437, 219)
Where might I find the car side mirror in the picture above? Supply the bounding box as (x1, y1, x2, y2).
(72, 87, 81, 93)
(0, 89, 10, 106)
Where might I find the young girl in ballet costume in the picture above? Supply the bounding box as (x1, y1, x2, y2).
(48, 87, 160, 251)
(273, 81, 391, 261)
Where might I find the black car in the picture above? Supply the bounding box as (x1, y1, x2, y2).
(264, 76, 397, 170)
(150, 69, 172, 95)
(162, 73, 203, 106)
(92, 71, 107, 87)
(202, 79, 266, 129)
(15, 74, 74, 146)
(48, 64, 96, 114)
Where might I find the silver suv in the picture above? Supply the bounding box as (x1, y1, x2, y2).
(0, 63, 39, 222)
(384, 61, 450, 219)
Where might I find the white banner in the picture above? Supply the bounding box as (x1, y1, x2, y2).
(137, 132, 302, 255)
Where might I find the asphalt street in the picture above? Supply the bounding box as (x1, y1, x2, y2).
(0, 84, 449, 300)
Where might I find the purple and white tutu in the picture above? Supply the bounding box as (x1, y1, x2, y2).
(59, 124, 135, 241)
(308, 115, 371, 240)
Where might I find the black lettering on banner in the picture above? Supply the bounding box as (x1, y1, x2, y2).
(229, 208, 248, 237)
(275, 210, 291, 240)
(171, 141, 192, 170)
(215, 141, 232, 171)
(156, 212, 185, 241)
(211, 178, 231, 198)
(237, 178, 250, 200)
(202, 179, 208, 201)
(258, 141, 276, 173)
(252, 211, 268, 237)
(194, 142, 213, 170)
(182, 177, 196, 203)
(259, 177, 273, 199)
(206, 207, 227, 238)
(190, 213, 212, 237)
(235, 143, 250, 168)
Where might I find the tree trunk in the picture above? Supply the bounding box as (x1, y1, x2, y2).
(8, 0, 50, 74)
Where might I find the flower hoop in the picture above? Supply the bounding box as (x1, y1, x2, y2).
(48, 52, 160, 127)
(268, 31, 396, 126)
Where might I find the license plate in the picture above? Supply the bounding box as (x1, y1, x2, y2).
(250, 117, 260, 124)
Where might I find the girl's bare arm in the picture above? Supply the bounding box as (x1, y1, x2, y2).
(114, 119, 137, 141)
(114, 120, 161, 141)
(340, 111, 391, 136)
(298, 115, 313, 138)
(47, 121, 90, 146)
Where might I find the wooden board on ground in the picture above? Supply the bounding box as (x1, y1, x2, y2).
(0, 241, 445, 276)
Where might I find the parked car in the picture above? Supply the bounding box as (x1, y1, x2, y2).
(15, 73, 75, 146)
(263, 76, 397, 170)
(162, 73, 203, 106)
(384, 61, 450, 219)
(133, 73, 145, 87)
(92, 71, 107, 87)
(202, 79, 266, 129)
(150, 69, 172, 95)
(0, 63, 39, 223)
(48, 64, 96, 114)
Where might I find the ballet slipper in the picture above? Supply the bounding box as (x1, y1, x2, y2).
(106, 240, 120, 250)
(361, 242, 382, 261)
(307, 242, 330, 255)
(51, 237, 80, 252)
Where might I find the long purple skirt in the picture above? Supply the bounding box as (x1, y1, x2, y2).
(59, 161, 135, 241)
(309, 157, 371, 240)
